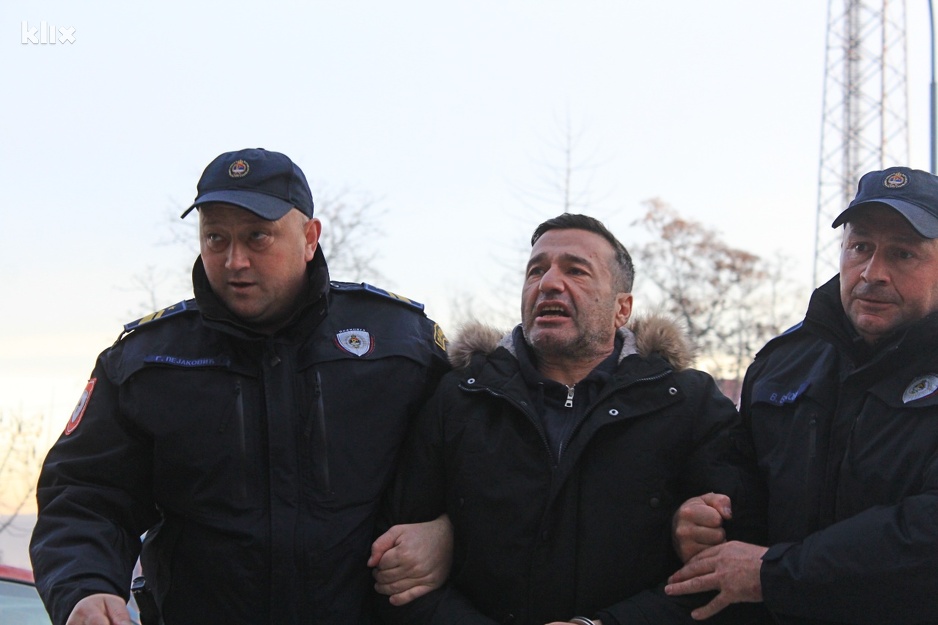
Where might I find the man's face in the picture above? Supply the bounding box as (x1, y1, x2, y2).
(840, 205, 938, 344)
(199, 203, 320, 332)
(521, 228, 632, 361)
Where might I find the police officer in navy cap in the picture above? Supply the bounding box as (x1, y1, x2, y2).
(30, 148, 452, 625)
(667, 167, 938, 624)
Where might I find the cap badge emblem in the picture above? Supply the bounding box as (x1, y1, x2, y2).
(884, 172, 908, 189)
(228, 159, 250, 178)
(902, 374, 938, 403)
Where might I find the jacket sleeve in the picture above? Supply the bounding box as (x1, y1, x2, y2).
(686, 371, 768, 546)
(739, 358, 938, 625)
(29, 349, 159, 625)
(760, 478, 938, 624)
(374, 378, 503, 625)
(597, 370, 769, 625)
(376, 585, 501, 625)
(596, 587, 769, 625)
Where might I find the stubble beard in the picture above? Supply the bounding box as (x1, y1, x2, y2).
(524, 323, 613, 364)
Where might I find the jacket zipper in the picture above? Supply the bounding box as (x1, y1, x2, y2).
(310, 371, 330, 492)
(464, 367, 673, 462)
(808, 415, 817, 459)
(235, 381, 247, 500)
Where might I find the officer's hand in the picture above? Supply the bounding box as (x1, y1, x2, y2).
(66, 593, 133, 625)
(672, 493, 733, 562)
(369, 514, 453, 606)
(665, 541, 767, 619)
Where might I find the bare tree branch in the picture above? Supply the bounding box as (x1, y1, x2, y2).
(509, 112, 613, 219)
(123, 187, 388, 318)
(314, 187, 387, 284)
(0, 410, 42, 538)
(632, 199, 802, 384)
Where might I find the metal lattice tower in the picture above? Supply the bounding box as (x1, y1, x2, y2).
(814, 0, 910, 285)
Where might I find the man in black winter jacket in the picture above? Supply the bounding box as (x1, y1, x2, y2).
(375, 214, 767, 625)
(667, 167, 938, 625)
(29, 148, 451, 625)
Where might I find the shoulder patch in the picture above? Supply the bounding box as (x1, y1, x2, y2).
(434, 323, 448, 352)
(335, 329, 376, 357)
(65, 378, 96, 435)
(124, 300, 198, 333)
(903, 374, 938, 403)
(330, 281, 425, 312)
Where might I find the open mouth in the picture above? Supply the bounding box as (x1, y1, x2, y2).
(536, 304, 570, 318)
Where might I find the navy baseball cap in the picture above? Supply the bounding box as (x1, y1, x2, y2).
(831, 166, 938, 238)
(181, 148, 314, 220)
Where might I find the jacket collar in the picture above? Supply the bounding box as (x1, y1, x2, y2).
(192, 246, 330, 341)
(512, 325, 622, 387)
(448, 314, 695, 372)
(800, 274, 938, 364)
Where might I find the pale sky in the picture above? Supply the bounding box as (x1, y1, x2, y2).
(2, 1, 935, 454)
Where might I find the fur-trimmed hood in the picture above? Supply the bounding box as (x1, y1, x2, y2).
(447, 315, 696, 372)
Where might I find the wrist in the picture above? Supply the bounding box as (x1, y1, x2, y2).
(571, 618, 597, 625)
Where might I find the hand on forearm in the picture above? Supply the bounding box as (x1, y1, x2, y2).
(672, 493, 733, 562)
(369, 514, 454, 605)
(665, 541, 767, 620)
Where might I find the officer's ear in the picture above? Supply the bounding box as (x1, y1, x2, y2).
(304, 217, 322, 261)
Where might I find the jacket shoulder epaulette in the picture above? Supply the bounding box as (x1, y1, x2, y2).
(330, 281, 425, 313)
(123, 299, 199, 333)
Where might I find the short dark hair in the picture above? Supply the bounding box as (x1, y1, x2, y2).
(531, 213, 634, 292)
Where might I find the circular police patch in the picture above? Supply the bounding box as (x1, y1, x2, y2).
(228, 159, 250, 178)
(902, 374, 938, 403)
(884, 172, 909, 189)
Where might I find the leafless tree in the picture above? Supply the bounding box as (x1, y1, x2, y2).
(124, 187, 388, 317)
(632, 198, 802, 383)
(0, 410, 43, 539)
(314, 187, 387, 285)
(452, 114, 615, 332)
(125, 265, 172, 315)
(446, 244, 529, 333)
(511, 112, 611, 218)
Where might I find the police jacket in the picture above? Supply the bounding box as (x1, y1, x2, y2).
(377, 318, 767, 625)
(745, 275, 938, 625)
(30, 248, 450, 625)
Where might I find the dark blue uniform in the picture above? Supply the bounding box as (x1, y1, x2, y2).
(30, 249, 449, 625)
(746, 276, 938, 624)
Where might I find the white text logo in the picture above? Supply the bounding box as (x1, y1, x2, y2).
(21, 21, 76, 45)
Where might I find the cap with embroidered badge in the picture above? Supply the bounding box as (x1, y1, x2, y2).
(831, 166, 938, 238)
(181, 148, 314, 220)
